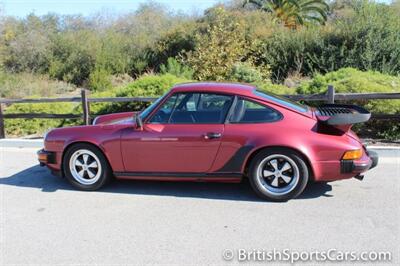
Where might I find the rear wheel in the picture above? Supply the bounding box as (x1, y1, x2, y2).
(248, 148, 309, 201)
(63, 143, 112, 190)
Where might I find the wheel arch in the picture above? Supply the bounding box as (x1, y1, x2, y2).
(61, 141, 113, 177)
(242, 145, 315, 180)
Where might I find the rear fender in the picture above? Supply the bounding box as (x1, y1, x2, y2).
(243, 144, 316, 180)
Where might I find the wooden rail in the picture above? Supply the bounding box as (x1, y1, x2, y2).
(0, 86, 399, 138)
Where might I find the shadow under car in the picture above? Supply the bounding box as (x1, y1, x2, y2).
(0, 165, 333, 202)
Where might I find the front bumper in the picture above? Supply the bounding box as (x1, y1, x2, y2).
(37, 149, 57, 166)
(340, 149, 379, 174)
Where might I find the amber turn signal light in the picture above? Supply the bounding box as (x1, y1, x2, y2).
(38, 153, 48, 162)
(342, 149, 363, 160)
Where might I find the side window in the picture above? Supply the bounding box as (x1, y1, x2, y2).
(229, 98, 282, 123)
(170, 93, 233, 124)
(148, 94, 179, 124)
(174, 93, 200, 112)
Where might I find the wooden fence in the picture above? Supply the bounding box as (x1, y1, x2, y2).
(0, 85, 399, 139)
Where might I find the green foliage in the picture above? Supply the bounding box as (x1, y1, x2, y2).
(185, 7, 250, 81)
(393, 0, 400, 12)
(244, 0, 329, 29)
(1, 14, 56, 73)
(298, 68, 400, 139)
(256, 81, 295, 95)
(3, 74, 189, 137)
(145, 21, 197, 70)
(377, 124, 400, 141)
(94, 32, 130, 75)
(119, 74, 188, 97)
(111, 2, 191, 76)
(1, 1, 400, 140)
(227, 62, 270, 83)
(0, 71, 76, 98)
(160, 58, 194, 79)
(48, 31, 97, 85)
(91, 74, 190, 114)
(1, 0, 398, 86)
(88, 68, 112, 91)
(253, 0, 400, 81)
(297, 68, 400, 114)
(0, 3, 189, 85)
(4, 102, 78, 136)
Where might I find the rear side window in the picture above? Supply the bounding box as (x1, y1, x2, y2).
(228, 98, 282, 123)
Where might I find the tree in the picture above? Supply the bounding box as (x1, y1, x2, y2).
(243, 0, 329, 29)
(185, 7, 247, 81)
(392, 0, 400, 13)
(1, 14, 56, 73)
(160, 57, 194, 79)
(185, 7, 270, 81)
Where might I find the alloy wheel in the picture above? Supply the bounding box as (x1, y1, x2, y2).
(255, 154, 300, 196)
(69, 149, 102, 185)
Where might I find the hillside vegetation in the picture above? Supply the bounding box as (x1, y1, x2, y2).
(1, 0, 399, 139)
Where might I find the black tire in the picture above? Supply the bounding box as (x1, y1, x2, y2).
(248, 148, 309, 201)
(63, 143, 112, 191)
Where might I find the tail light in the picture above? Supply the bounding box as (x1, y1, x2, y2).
(342, 149, 363, 160)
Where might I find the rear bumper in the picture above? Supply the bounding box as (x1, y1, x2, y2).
(367, 150, 379, 169)
(340, 149, 378, 174)
(37, 149, 57, 166)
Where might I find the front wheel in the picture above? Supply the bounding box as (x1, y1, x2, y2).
(248, 149, 309, 201)
(63, 143, 112, 190)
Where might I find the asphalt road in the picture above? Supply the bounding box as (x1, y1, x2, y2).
(1, 147, 399, 265)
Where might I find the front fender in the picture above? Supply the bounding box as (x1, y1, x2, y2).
(45, 125, 125, 172)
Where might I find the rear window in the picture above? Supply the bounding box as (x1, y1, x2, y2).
(253, 90, 308, 113)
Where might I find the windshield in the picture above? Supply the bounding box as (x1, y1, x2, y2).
(253, 90, 308, 113)
(139, 92, 169, 120)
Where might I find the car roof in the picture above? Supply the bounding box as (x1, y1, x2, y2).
(171, 82, 311, 116)
(171, 82, 256, 97)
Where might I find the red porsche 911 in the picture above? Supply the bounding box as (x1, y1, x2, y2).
(38, 82, 378, 201)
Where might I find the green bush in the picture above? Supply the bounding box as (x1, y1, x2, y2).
(227, 62, 267, 83)
(88, 68, 113, 91)
(297, 68, 400, 113)
(255, 82, 296, 95)
(377, 124, 400, 141)
(253, 0, 400, 81)
(91, 74, 190, 115)
(48, 31, 97, 85)
(297, 68, 400, 140)
(160, 58, 194, 79)
(0, 71, 76, 98)
(3, 69, 398, 140)
(4, 102, 78, 136)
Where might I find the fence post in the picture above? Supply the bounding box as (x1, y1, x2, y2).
(327, 85, 335, 104)
(0, 103, 5, 139)
(81, 89, 90, 125)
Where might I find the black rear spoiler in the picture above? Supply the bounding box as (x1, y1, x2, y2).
(315, 104, 371, 132)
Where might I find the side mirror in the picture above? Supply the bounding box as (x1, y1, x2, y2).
(134, 113, 143, 131)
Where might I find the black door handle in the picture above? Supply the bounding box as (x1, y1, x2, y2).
(204, 132, 222, 140)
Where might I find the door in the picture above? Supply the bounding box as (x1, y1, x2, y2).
(121, 92, 234, 173)
(211, 97, 284, 172)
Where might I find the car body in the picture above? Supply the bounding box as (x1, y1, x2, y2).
(38, 82, 378, 201)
